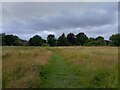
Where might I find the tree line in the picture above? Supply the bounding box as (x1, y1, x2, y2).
(1, 32, 120, 46)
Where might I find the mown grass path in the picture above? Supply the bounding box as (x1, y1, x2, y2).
(40, 51, 80, 88)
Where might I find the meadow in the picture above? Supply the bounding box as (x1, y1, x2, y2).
(2, 46, 118, 88)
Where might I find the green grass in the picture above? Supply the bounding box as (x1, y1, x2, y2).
(2, 46, 118, 88)
(38, 48, 118, 88)
(56, 47, 118, 88)
(0, 46, 2, 89)
(39, 52, 81, 88)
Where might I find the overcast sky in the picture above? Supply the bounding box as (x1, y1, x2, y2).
(2, 2, 118, 40)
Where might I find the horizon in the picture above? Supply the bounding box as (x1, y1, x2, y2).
(1, 32, 118, 41)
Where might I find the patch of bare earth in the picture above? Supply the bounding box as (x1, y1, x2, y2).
(35, 51, 52, 65)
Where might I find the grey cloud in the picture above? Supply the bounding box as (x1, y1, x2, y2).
(3, 9, 116, 31)
(2, 2, 118, 40)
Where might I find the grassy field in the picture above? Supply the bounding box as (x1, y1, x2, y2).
(2, 46, 118, 88)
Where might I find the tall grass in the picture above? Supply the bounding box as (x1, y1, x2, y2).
(56, 47, 118, 88)
(0, 46, 2, 89)
(2, 46, 118, 88)
(2, 46, 52, 88)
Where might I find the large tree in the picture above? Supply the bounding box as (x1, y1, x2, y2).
(0, 33, 5, 46)
(2, 34, 27, 46)
(94, 36, 106, 46)
(67, 33, 76, 46)
(76, 32, 88, 45)
(109, 34, 120, 46)
(57, 33, 69, 46)
(47, 34, 56, 46)
(4, 34, 20, 46)
(29, 35, 43, 46)
(85, 37, 95, 46)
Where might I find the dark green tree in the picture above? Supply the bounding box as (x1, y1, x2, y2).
(94, 36, 106, 46)
(67, 33, 76, 46)
(4, 34, 19, 46)
(47, 34, 56, 46)
(57, 33, 69, 46)
(85, 37, 95, 46)
(1, 34, 27, 46)
(105, 40, 110, 46)
(76, 32, 88, 45)
(0, 35, 1, 46)
(13, 39, 27, 46)
(109, 34, 120, 46)
(0, 33, 5, 46)
(29, 35, 43, 46)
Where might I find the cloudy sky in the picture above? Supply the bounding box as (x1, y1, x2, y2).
(2, 2, 118, 40)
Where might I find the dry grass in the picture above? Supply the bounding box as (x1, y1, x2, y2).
(57, 46, 118, 67)
(0, 46, 2, 89)
(2, 46, 52, 88)
(55, 46, 118, 88)
(2, 46, 118, 88)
